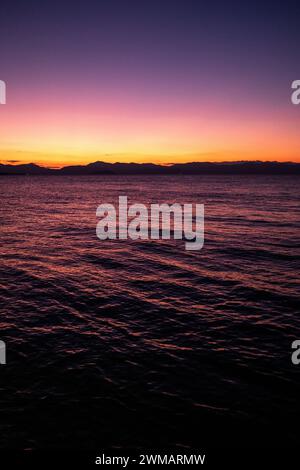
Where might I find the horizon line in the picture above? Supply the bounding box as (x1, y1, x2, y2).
(1, 159, 300, 170)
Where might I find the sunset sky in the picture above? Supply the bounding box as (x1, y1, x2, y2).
(0, 0, 300, 167)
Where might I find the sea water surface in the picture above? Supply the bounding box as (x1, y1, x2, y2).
(0, 175, 299, 449)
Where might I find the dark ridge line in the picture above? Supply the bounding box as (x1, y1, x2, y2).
(0, 161, 300, 175)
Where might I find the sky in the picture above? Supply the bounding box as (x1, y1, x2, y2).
(0, 0, 300, 167)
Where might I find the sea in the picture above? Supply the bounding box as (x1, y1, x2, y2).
(0, 174, 299, 449)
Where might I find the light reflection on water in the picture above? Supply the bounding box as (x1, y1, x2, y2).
(0, 175, 299, 449)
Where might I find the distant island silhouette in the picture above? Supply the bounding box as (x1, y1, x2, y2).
(1, 161, 300, 175)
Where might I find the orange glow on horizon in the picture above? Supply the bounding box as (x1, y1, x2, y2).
(1, 149, 300, 169)
(1, 84, 300, 166)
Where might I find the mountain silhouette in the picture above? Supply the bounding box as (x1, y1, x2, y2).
(1, 161, 300, 175)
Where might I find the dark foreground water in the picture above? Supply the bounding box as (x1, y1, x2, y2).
(0, 175, 299, 449)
